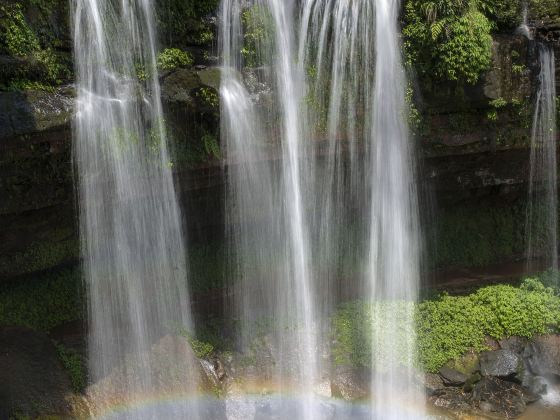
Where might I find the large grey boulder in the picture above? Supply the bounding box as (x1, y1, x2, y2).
(439, 366, 468, 386)
(480, 349, 524, 379)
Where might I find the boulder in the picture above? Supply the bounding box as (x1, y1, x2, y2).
(84, 334, 212, 415)
(330, 366, 369, 401)
(0, 326, 74, 418)
(428, 386, 472, 413)
(161, 69, 202, 105)
(439, 366, 468, 386)
(463, 372, 482, 393)
(423, 373, 445, 396)
(480, 349, 524, 379)
(499, 336, 529, 355)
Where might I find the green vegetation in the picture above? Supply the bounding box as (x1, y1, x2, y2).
(196, 86, 219, 109)
(333, 276, 560, 373)
(156, 0, 218, 47)
(202, 131, 221, 159)
(0, 268, 83, 331)
(0, 2, 69, 90)
(157, 48, 194, 71)
(487, 96, 507, 121)
(403, 0, 494, 84)
(0, 3, 40, 56)
(402, 0, 531, 84)
(55, 343, 86, 392)
(432, 202, 525, 268)
(529, 0, 560, 22)
(241, 4, 273, 68)
(0, 233, 78, 278)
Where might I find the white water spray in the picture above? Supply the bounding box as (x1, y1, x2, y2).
(72, 0, 199, 415)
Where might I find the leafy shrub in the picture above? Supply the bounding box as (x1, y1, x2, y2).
(434, 8, 493, 83)
(403, 0, 494, 84)
(333, 277, 560, 373)
(157, 48, 194, 71)
(0, 3, 40, 56)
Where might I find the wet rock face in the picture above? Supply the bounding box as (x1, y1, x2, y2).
(330, 366, 369, 401)
(524, 335, 560, 377)
(483, 35, 533, 102)
(479, 349, 524, 379)
(0, 327, 74, 418)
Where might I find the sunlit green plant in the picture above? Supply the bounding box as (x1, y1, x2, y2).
(157, 48, 194, 71)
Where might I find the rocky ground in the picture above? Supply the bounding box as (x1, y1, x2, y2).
(1, 323, 559, 419)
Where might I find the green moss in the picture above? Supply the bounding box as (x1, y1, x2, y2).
(431, 202, 525, 268)
(157, 48, 194, 71)
(333, 276, 560, 373)
(529, 0, 560, 21)
(55, 343, 86, 393)
(0, 2, 70, 90)
(0, 233, 78, 277)
(0, 267, 83, 331)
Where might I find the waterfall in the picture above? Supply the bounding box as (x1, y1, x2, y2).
(222, 0, 423, 417)
(72, 0, 199, 414)
(526, 45, 558, 273)
(221, 0, 319, 416)
(368, 0, 423, 417)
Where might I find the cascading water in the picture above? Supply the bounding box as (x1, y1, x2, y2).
(526, 44, 558, 273)
(368, 0, 423, 417)
(221, 1, 319, 416)
(72, 0, 199, 415)
(222, 0, 423, 418)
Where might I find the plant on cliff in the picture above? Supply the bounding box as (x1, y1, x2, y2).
(241, 4, 273, 68)
(403, 0, 494, 84)
(333, 276, 560, 373)
(157, 48, 194, 71)
(0, 3, 40, 56)
(0, 3, 69, 89)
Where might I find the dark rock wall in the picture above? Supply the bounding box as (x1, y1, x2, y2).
(0, 7, 559, 284)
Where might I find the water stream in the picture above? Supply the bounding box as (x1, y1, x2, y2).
(221, 0, 422, 418)
(526, 44, 558, 274)
(368, 0, 423, 417)
(72, 0, 198, 415)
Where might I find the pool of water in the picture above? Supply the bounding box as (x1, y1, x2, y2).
(98, 395, 449, 419)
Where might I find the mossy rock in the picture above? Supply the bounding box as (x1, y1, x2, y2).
(445, 353, 480, 376)
(161, 68, 202, 105)
(0, 229, 78, 278)
(197, 67, 221, 91)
